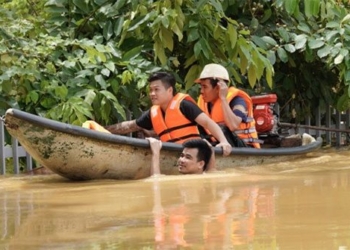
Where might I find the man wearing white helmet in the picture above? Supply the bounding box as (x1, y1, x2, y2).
(195, 63, 261, 148)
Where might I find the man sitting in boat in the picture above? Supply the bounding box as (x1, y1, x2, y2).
(146, 137, 215, 175)
(195, 63, 262, 148)
(105, 71, 232, 156)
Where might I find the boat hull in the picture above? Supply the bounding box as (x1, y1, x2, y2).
(4, 109, 323, 180)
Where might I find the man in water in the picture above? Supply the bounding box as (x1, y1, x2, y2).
(146, 137, 216, 176)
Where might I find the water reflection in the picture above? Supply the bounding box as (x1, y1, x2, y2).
(0, 150, 350, 249)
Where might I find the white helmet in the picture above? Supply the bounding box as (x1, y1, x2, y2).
(195, 63, 230, 83)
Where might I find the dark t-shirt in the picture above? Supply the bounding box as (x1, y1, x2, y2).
(136, 100, 203, 130)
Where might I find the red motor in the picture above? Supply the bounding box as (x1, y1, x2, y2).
(251, 94, 277, 134)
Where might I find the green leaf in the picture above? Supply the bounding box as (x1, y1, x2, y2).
(194, 40, 202, 58)
(277, 27, 290, 43)
(84, 90, 96, 105)
(55, 86, 68, 100)
(260, 8, 272, 23)
(114, 16, 124, 37)
(267, 50, 276, 65)
(94, 0, 108, 6)
(227, 23, 237, 49)
(317, 45, 332, 58)
(334, 53, 344, 65)
(326, 21, 340, 29)
(345, 70, 350, 82)
(187, 29, 199, 42)
(154, 41, 167, 65)
(100, 90, 118, 102)
(277, 47, 288, 63)
(285, 0, 298, 15)
(101, 68, 110, 77)
(100, 91, 126, 119)
(251, 36, 267, 50)
(247, 65, 257, 88)
(112, 0, 127, 11)
(261, 36, 277, 47)
(29, 91, 39, 103)
(336, 93, 350, 111)
(171, 23, 183, 41)
(250, 17, 259, 31)
(122, 46, 142, 61)
(77, 69, 94, 78)
(161, 26, 173, 51)
(103, 21, 113, 41)
(105, 61, 115, 72)
(266, 66, 274, 88)
(72, 0, 89, 14)
(208, 0, 223, 12)
(128, 13, 151, 31)
(95, 75, 107, 89)
(284, 44, 296, 53)
(112, 101, 126, 120)
(340, 48, 349, 57)
(297, 22, 310, 33)
(294, 34, 307, 50)
(325, 30, 338, 41)
(308, 39, 325, 49)
(341, 14, 350, 25)
(304, 0, 319, 18)
(1, 54, 12, 63)
(199, 38, 211, 59)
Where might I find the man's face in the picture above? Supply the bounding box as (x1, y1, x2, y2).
(177, 148, 204, 174)
(199, 79, 219, 103)
(149, 80, 172, 106)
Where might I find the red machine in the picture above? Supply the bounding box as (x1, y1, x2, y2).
(251, 94, 278, 134)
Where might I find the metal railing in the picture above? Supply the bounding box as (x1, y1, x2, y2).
(0, 119, 32, 175)
(276, 105, 350, 147)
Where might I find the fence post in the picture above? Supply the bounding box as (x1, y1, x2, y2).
(335, 110, 342, 146)
(12, 137, 20, 174)
(0, 118, 32, 175)
(304, 115, 310, 134)
(315, 107, 321, 138)
(325, 107, 332, 145)
(0, 119, 5, 175)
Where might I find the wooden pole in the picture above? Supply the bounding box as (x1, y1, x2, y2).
(279, 122, 350, 133)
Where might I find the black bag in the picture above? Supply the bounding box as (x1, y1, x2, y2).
(199, 125, 249, 147)
(219, 125, 249, 147)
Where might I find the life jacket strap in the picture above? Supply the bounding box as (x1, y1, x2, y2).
(168, 134, 202, 143)
(158, 122, 197, 137)
(242, 138, 264, 144)
(235, 127, 257, 134)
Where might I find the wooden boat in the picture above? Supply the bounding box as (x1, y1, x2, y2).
(4, 108, 323, 180)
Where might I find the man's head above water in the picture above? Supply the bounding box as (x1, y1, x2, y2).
(146, 137, 216, 176)
(177, 139, 213, 174)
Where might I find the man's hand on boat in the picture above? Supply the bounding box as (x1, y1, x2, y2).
(215, 141, 232, 156)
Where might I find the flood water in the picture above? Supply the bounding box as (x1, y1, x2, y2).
(1, 148, 350, 250)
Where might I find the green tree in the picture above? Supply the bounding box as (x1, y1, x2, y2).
(223, 0, 350, 122)
(1, 0, 350, 126)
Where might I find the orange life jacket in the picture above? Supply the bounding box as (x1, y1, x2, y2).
(198, 87, 261, 148)
(151, 93, 201, 144)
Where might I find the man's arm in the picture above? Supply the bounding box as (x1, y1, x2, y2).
(195, 113, 232, 156)
(203, 139, 216, 172)
(146, 137, 162, 176)
(217, 81, 246, 131)
(105, 120, 141, 134)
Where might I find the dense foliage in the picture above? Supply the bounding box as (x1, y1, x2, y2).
(1, 0, 350, 125)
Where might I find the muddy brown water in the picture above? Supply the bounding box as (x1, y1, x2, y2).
(1, 148, 350, 250)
